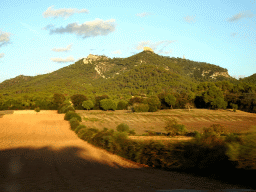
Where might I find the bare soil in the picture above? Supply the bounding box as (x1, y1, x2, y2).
(0, 110, 253, 191)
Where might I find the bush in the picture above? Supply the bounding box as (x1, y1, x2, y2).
(128, 129, 136, 136)
(117, 100, 128, 110)
(133, 103, 149, 112)
(74, 124, 87, 134)
(100, 99, 117, 111)
(63, 105, 76, 113)
(57, 102, 71, 114)
(209, 124, 228, 136)
(164, 118, 187, 136)
(116, 123, 130, 133)
(34, 107, 40, 112)
(128, 97, 144, 106)
(80, 128, 99, 141)
(69, 117, 80, 131)
(193, 131, 201, 140)
(64, 111, 82, 122)
(231, 103, 238, 112)
(82, 100, 94, 110)
(225, 133, 243, 143)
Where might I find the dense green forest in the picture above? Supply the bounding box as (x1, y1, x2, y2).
(0, 50, 255, 113)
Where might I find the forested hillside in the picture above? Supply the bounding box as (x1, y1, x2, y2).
(0, 50, 255, 113)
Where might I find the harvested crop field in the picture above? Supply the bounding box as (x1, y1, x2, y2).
(0, 110, 254, 191)
(75, 109, 256, 135)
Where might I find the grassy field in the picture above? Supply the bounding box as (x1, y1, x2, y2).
(74, 109, 256, 136)
(1, 108, 256, 137)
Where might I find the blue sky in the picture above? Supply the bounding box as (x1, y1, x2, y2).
(0, 0, 256, 83)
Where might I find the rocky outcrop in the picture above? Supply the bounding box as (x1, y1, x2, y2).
(83, 54, 108, 64)
(143, 47, 154, 52)
(210, 71, 230, 79)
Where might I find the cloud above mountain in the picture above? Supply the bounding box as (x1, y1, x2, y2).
(52, 44, 73, 52)
(44, 19, 116, 38)
(0, 30, 11, 48)
(43, 5, 89, 19)
(227, 11, 254, 22)
(51, 56, 75, 63)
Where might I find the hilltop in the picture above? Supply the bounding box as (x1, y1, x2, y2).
(0, 50, 234, 97)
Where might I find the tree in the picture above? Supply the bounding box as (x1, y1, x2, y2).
(165, 94, 176, 109)
(117, 100, 128, 110)
(146, 96, 161, 112)
(202, 85, 227, 109)
(70, 94, 88, 110)
(82, 100, 94, 110)
(53, 93, 66, 109)
(100, 99, 117, 111)
(94, 95, 109, 110)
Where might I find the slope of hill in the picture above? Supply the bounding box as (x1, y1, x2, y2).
(241, 73, 256, 85)
(0, 50, 234, 97)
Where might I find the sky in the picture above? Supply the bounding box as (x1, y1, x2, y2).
(0, 0, 256, 83)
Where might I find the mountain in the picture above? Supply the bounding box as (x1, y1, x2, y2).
(0, 50, 234, 97)
(240, 73, 256, 85)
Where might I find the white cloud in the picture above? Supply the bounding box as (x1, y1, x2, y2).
(46, 18, 116, 38)
(228, 11, 254, 22)
(112, 50, 122, 54)
(136, 12, 152, 17)
(0, 53, 4, 58)
(136, 40, 176, 52)
(43, 5, 89, 19)
(0, 30, 11, 47)
(184, 15, 196, 23)
(51, 56, 75, 63)
(52, 44, 72, 52)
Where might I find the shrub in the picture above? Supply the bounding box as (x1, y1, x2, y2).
(225, 133, 243, 143)
(34, 107, 40, 112)
(193, 131, 201, 140)
(209, 124, 228, 136)
(133, 103, 149, 112)
(63, 105, 76, 113)
(69, 117, 80, 131)
(64, 111, 82, 122)
(100, 99, 117, 111)
(117, 100, 128, 110)
(57, 103, 71, 114)
(80, 128, 99, 141)
(82, 100, 94, 110)
(128, 129, 136, 136)
(74, 124, 87, 134)
(164, 118, 187, 136)
(116, 123, 130, 133)
(231, 103, 238, 112)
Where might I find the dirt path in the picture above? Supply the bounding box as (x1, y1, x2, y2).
(0, 110, 253, 192)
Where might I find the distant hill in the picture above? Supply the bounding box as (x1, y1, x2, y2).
(240, 73, 256, 85)
(0, 50, 235, 97)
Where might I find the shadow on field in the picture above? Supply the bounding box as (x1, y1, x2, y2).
(0, 146, 255, 192)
